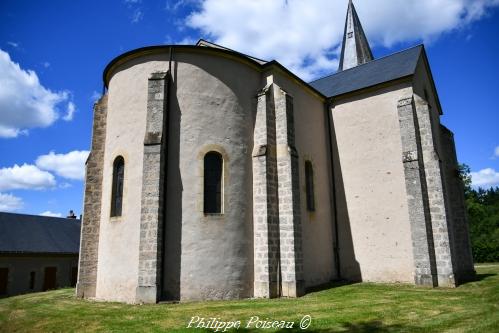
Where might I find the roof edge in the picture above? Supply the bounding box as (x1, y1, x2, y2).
(102, 44, 326, 101)
(196, 39, 268, 64)
(0, 211, 80, 221)
(263, 60, 326, 100)
(0, 251, 79, 256)
(309, 44, 424, 84)
(418, 46, 444, 115)
(103, 44, 264, 88)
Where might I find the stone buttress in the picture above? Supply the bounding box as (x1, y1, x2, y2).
(136, 71, 169, 303)
(397, 95, 458, 287)
(439, 125, 475, 282)
(76, 95, 108, 298)
(252, 82, 304, 298)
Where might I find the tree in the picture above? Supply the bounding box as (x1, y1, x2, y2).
(459, 164, 499, 262)
(458, 163, 472, 196)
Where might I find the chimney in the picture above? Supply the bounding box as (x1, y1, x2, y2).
(67, 210, 77, 219)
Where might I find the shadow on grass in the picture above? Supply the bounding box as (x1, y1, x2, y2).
(305, 280, 360, 294)
(458, 272, 496, 286)
(473, 273, 496, 282)
(194, 320, 414, 332)
(336, 321, 411, 333)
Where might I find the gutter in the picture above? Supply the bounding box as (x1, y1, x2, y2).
(159, 46, 173, 300)
(325, 98, 341, 280)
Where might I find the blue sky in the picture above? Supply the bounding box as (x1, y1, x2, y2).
(1, 0, 498, 217)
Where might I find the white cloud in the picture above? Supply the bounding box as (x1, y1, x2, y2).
(185, 0, 499, 80)
(471, 168, 499, 188)
(39, 210, 62, 217)
(0, 193, 24, 212)
(36, 150, 90, 180)
(494, 146, 499, 158)
(59, 182, 72, 189)
(0, 126, 27, 138)
(7, 41, 19, 48)
(125, 0, 144, 23)
(63, 101, 76, 121)
(0, 164, 56, 191)
(91, 90, 102, 102)
(0, 49, 71, 138)
(0, 150, 88, 193)
(176, 36, 197, 45)
(42, 61, 50, 68)
(165, 0, 195, 12)
(132, 9, 144, 23)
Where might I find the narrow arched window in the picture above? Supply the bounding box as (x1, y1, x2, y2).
(305, 161, 315, 212)
(204, 151, 223, 214)
(111, 156, 125, 217)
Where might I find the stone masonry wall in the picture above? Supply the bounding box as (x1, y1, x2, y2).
(77, 95, 108, 298)
(253, 82, 305, 298)
(439, 125, 475, 282)
(136, 72, 168, 303)
(414, 95, 455, 287)
(252, 84, 280, 298)
(274, 87, 304, 297)
(397, 96, 437, 286)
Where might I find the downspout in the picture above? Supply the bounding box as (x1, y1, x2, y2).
(325, 98, 341, 280)
(159, 46, 173, 300)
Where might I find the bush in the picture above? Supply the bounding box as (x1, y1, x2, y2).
(460, 164, 499, 262)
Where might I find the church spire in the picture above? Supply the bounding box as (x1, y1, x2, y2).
(338, 0, 374, 71)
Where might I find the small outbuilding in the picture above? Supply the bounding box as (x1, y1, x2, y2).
(0, 212, 81, 298)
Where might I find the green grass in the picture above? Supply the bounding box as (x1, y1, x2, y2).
(1, 264, 498, 332)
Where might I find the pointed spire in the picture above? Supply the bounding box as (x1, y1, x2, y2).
(338, 0, 374, 71)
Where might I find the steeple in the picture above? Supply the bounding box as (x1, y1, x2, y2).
(338, 0, 374, 71)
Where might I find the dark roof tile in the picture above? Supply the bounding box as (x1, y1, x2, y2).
(309, 45, 423, 97)
(0, 212, 81, 254)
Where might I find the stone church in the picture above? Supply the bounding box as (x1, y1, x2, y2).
(77, 1, 474, 303)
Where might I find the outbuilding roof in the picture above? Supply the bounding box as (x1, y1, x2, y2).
(309, 45, 423, 98)
(0, 212, 81, 255)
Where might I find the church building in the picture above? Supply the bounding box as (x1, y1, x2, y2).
(77, 1, 475, 303)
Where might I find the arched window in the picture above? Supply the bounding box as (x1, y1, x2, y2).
(111, 156, 125, 217)
(305, 161, 315, 212)
(204, 151, 223, 214)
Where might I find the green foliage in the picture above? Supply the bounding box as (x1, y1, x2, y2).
(460, 164, 499, 263)
(458, 163, 473, 196)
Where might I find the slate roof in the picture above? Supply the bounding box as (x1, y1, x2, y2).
(0, 212, 81, 254)
(309, 45, 423, 98)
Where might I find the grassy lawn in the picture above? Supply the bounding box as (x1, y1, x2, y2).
(1, 264, 498, 332)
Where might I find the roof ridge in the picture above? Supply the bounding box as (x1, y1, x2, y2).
(196, 38, 269, 64)
(0, 211, 80, 221)
(309, 44, 424, 84)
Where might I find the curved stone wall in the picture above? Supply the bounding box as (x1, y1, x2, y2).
(97, 49, 261, 301)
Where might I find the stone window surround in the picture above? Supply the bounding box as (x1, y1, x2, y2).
(196, 144, 229, 219)
(109, 152, 128, 222)
(203, 151, 224, 214)
(301, 156, 318, 218)
(304, 159, 316, 212)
